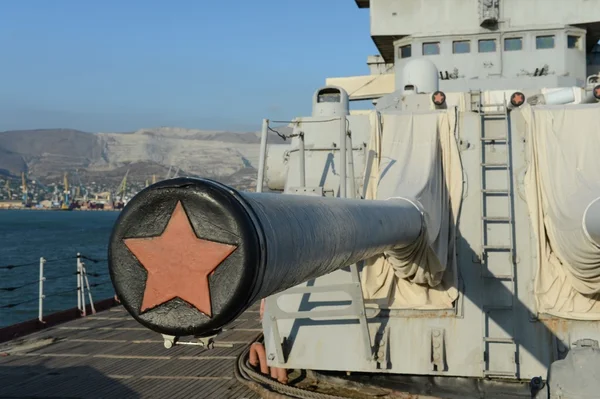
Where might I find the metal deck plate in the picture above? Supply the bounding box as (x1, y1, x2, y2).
(0, 305, 262, 399)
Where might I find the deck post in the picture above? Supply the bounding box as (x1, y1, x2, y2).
(38, 257, 45, 323)
(76, 253, 82, 314)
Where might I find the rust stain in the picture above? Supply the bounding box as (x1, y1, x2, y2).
(124, 201, 237, 316)
(539, 317, 568, 336)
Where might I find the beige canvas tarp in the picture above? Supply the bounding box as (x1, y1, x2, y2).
(360, 110, 462, 309)
(522, 105, 600, 320)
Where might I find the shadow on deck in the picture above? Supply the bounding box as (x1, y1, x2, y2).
(0, 305, 262, 399)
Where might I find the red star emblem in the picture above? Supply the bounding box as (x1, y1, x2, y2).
(124, 201, 237, 316)
(433, 92, 445, 104)
(513, 93, 524, 105)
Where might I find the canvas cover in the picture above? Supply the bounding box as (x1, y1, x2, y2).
(360, 110, 462, 309)
(522, 105, 600, 320)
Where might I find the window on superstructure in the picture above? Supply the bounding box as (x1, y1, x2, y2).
(399, 45, 412, 59)
(567, 35, 581, 50)
(536, 35, 555, 49)
(478, 39, 496, 53)
(423, 42, 440, 56)
(453, 40, 470, 54)
(317, 88, 341, 103)
(504, 37, 523, 51)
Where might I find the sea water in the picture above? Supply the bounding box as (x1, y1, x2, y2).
(0, 210, 120, 327)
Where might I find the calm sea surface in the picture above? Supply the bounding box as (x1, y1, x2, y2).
(0, 210, 120, 327)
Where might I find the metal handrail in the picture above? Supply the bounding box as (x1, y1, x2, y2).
(0, 253, 111, 323)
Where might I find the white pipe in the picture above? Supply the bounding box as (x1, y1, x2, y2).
(82, 264, 96, 315)
(76, 253, 82, 313)
(299, 133, 306, 188)
(584, 198, 600, 247)
(339, 116, 347, 198)
(256, 119, 269, 193)
(544, 88, 575, 105)
(346, 132, 356, 199)
(38, 257, 45, 323)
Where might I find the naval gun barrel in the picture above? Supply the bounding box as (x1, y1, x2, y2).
(584, 197, 600, 246)
(108, 178, 423, 337)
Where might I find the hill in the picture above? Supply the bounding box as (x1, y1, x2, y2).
(0, 126, 290, 190)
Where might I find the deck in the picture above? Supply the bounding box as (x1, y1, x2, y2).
(0, 304, 263, 398)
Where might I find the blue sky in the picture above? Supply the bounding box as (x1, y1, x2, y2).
(0, 1, 376, 132)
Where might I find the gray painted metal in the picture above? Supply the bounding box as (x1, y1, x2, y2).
(241, 192, 423, 304)
(542, 345, 600, 399)
(258, 82, 600, 389)
(583, 197, 600, 247)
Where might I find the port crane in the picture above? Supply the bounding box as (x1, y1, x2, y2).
(61, 172, 70, 210)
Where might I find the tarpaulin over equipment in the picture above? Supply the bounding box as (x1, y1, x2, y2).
(360, 110, 462, 309)
(523, 105, 600, 320)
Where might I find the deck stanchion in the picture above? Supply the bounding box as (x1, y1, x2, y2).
(81, 262, 96, 314)
(38, 257, 45, 323)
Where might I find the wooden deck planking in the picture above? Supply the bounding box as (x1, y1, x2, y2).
(0, 306, 263, 398)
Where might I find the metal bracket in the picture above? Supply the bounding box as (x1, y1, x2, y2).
(430, 328, 447, 372)
(162, 334, 178, 349)
(573, 338, 598, 349)
(161, 332, 232, 349)
(197, 333, 219, 349)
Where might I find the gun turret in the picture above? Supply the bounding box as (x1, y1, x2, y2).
(108, 177, 423, 337)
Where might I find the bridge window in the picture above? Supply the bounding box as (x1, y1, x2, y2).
(453, 40, 470, 54)
(317, 88, 341, 103)
(536, 35, 555, 49)
(568, 35, 581, 50)
(423, 42, 440, 56)
(399, 44, 412, 59)
(478, 39, 496, 53)
(504, 37, 523, 51)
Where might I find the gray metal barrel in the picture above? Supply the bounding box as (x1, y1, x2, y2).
(584, 197, 600, 246)
(108, 177, 423, 337)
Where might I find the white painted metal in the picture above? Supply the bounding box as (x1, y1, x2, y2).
(256, 119, 269, 193)
(400, 58, 439, 94)
(81, 263, 96, 315)
(38, 257, 45, 323)
(256, 0, 600, 388)
(76, 253, 82, 314)
(339, 115, 347, 198)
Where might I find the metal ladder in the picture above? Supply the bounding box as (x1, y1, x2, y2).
(474, 91, 519, 378)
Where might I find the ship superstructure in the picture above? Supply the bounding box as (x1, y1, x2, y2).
(107, 1, 600, 397)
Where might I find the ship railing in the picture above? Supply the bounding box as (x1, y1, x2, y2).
(0, 253, 113, 324)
